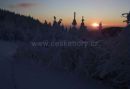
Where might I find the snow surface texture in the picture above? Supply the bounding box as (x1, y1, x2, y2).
(13, 27, 128, 89)
(0, 41, 114, 89)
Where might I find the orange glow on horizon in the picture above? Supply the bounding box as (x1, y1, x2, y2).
(36, 15, 126, 29)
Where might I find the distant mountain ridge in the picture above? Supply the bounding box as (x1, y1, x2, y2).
(102, 27, 124, 37)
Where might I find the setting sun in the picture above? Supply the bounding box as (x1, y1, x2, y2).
(92, 23, 99, 28)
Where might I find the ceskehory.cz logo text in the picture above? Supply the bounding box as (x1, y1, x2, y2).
(31, 40, 102, 47)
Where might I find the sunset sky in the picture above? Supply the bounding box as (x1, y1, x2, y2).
(0, 0, 130, 28)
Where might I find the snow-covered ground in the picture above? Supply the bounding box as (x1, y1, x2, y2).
(0, 41, 17, 60)
(0, 40, 114, 89)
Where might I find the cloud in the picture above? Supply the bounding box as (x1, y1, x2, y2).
(10, 3, 37, 9)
